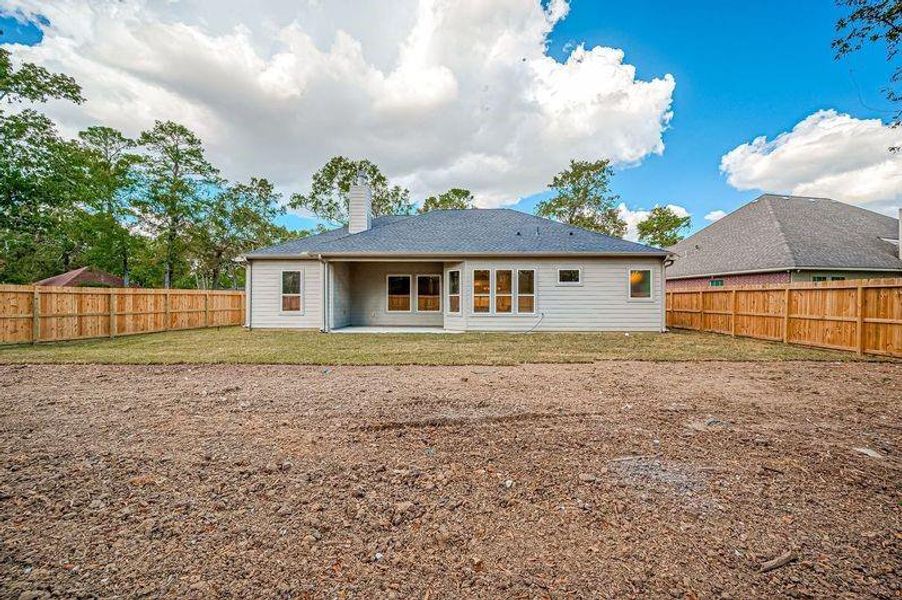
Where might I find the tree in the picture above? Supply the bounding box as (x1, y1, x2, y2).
(0, 48, 87, 283)
(535, 159, 626, 237)
(0, 47, 83, 105)
(833, 0, 901, 129)
(419, 188, 474, 213)
(75, 126, 141, 284)
(636, 206, 691, 248)
(189, 178, 294, 288)
(288, 156, 412, 225)
(134, 121, 219, 288)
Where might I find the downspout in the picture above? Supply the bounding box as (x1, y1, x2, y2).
(247, 260, 253, 329)
(317, 254, 329, 333)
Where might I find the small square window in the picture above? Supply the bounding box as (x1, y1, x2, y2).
(387, 275, 411, 311)
(629, 269, 652, 299)
(558, 269, 581, 285)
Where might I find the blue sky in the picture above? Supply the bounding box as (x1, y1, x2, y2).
(1, 2, 896, 235)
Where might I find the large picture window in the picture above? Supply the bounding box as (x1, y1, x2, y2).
(629, 269, 652, 299)
(417, 275, 441, 312)
(387, 275, 412, 311)
(495, 269, 512, 313)
(281, 270, 303, 312)
(447, 270, 461, 314)
(517, 269, 535, 313)
(473, 270, 491, 313)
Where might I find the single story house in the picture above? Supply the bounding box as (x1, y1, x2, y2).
(241, 178, 669, 333)
(34, 266, 126, 288)
(666, 194, 902, 290)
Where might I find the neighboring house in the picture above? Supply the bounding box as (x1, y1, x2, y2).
(242, 178, 669, 332)
(34, 267, 126, 288)
(666, 195, 902, 290)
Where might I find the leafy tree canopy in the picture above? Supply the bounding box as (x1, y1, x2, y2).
(419, 188, 474, 213)
(833, 0, 901, 125)
(288, 156, 412, 225)
(0, 47, 84, 105)
(535, 159, 627, 238)
(636, 206, 691, 248)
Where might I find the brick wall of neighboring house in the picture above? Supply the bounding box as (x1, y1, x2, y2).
(665, 271, 790, 290)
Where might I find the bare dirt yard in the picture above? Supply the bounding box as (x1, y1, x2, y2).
(1, 361, 899, 599)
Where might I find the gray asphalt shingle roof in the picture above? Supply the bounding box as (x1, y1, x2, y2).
(666, 194, 902, 279)
(246, 209, 667, 258)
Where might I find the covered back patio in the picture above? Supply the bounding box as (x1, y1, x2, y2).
(325, 260, 460, 332)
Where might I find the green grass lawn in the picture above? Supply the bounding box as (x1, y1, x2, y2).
(0, 326, 876, 365)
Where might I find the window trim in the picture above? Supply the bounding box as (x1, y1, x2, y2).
(494, 269, 513, 314)
(279, 269, 304, 315)
(446, 269, 461, 315)
(627, 267, 654, 301)
(386, 274, 412, 313)
(472, 269, 492, 314)
(517, 268, 536, 315)
(556, 267, 583, 286)
(416, 274, 442, 313)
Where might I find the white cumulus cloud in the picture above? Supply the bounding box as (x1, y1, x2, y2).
(704, 210, 726, 222)
(720, 110, 902, 213)
(2, 0, 676, 209)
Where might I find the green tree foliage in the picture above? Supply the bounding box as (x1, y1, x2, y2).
(289, 156, 412, 225)
(134, 121, 220, 288)
(0, 47, 84, 104)
(189, 178, 295, 288)
(536, 159, 627, 237)
(833, 0, 901, 129)
(419, 188, 474, 213)
(74, 126, 141, 284)
(0, 49, 87, 283)
(636, 206, 691, 248)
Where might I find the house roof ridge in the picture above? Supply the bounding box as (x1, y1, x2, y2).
(760, 195, 799, 267)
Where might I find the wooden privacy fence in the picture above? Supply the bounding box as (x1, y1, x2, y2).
(0, 284, 245, 345)
(666, 278, 902, 358)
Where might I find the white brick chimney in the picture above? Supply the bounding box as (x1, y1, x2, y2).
(348, 170, 372, 234)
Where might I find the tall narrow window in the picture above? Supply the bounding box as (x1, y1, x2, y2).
(447, 270, 461, 314)
(495, 269, 512, 313)
(417, 275, 441, 312)
(629, 269, 652, 299)
(473, 269, 491, 313)
(517, 269, 535, 313)
(281, 271, 303, 312)
(387, 275, 411, 311)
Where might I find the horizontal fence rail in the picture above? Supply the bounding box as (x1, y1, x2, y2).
(666, 278, 902, 358)
(0, 284, 245, 345)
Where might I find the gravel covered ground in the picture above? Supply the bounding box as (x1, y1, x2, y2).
(1, 362, 899, 599)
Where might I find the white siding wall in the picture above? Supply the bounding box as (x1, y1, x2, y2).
(330, 262, 351, 329)
(348, 262, 444, 326)
(461, 257, 664, 332)
(248, 259, 322, 329)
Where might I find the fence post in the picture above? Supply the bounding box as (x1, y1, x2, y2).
(782, 286, 790, 343)
(109, 289, 116, 338)
(205, 291, 210, 327)
(856, 284, 864, 355)
(698, 290, 704, 331)
(165, 290, 170, 332)
(731, 289, 737, 337)
(31, 287, 40, 344)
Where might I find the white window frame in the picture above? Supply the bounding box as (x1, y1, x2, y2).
(280, 269, 304, 314)
(516, 269, 536, 315)
(472, 269, 492, 315)
(416, 274, 442, 313)
(494, 269, 513, 314)
(557, 267, 583, 286)
(446, 270, 461, 315)
(627, 267, 654, 301)
(386, 274, 412, 312)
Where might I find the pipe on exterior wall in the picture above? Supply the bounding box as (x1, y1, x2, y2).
(317, 255, 329, 332)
